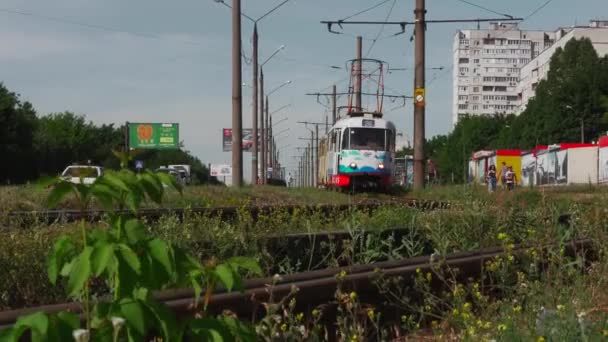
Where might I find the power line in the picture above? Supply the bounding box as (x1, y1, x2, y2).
(525, 0, 555, 20)
(0, 8, 205, 47)
(339, 0, 393, 22)
(454, 0, 513, 19)
(365, 0, 397, 57)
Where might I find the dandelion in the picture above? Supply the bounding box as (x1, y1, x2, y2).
(416, 268, 421, 274)
(367, 309, 375, 320)
(349, 291, 357, 300)
(280, 323, 287, 332)
(559, 247, 565, 255)
(513, 305, 522, 313)
(424, 305, 432, 311)
(537, 337, 545, 342)
(296, 313, 304, 321)
(452, 308, 460, 316)
(312, 309, 320, 317)
(463, 302, 472, 311)
(497, 324, 507, 332)
(350, 334, 358, 341)
(483, 321, 491, 329)
(498, 232, 507, 240)
(508, 255, 515, 262)
(467, 326, 476, 336)
(73, 329, 90, 342)
(338, 270, 347, 279)
(426, 272, 432, 282)
(476, 319, 483, 327)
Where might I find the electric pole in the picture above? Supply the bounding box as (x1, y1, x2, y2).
(356, 36, 363, 111)
(315, 124, 319, 187)
(413, 0, 426, 190)
(252, 24, 259, 184)
(265, 95, 270, 183)
(260, 69, 265, 184)
(231, 0, 243, 186)
(332, 84, 337, 124)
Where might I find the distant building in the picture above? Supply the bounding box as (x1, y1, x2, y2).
(452, 22, 556, 125)
(517, 20, 608, 113)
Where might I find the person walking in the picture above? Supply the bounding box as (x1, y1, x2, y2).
(487, 164, 497, 193)
(505, 166, 516, 191)
(500, 162, 508, 188)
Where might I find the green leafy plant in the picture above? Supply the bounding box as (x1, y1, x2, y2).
(0, 163, 261, 341)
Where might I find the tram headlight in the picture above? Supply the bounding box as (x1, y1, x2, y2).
(378, 163, 385, 169)
(349, 162, 357, 169)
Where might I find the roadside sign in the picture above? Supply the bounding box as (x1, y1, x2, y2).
(222, 128, 259, 152)
(129, 123, 179, 149)
(210, 164, 232, 177)
(414, 88, 425, 107)
(135, 160, 144, 169)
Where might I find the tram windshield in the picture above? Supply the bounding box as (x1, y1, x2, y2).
(342, 128, 391, 151)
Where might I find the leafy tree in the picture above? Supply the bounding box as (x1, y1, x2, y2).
(0, 83, 37, 184)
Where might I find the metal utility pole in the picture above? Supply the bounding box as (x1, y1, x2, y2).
(260, 70, 265, 184)
(356, 36, 363, 111)
(413, 0, 426, 191)
(252, 24, 259, 184)
(332, 84, 337, 124)
(269, 115, 273, 179)
(231, 0, 243, 187)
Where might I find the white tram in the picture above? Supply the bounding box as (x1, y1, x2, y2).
(319, 112, 396, 191)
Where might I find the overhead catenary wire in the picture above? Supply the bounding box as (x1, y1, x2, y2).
(339, 0, 394, 22)
(453, 0, 514, 19)
(365, 0, 398, 57)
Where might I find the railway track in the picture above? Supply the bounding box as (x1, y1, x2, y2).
(0, 238, 592, 331)
(4, 199, 451, 225)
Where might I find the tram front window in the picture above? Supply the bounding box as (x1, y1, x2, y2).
(343, 128, 387, 151)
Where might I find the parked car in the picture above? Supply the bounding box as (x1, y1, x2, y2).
(155, 167, 186, 187)
(61, 165, 103, 185)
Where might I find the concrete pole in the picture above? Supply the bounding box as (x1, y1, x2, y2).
(260, 69, 265, 184)
(413, 0, 426, 190)
(251, 24, 259, 184)
(315, 125, 319, 188)
(356, 36, 363, 112)
(332, 84, 337, 124)
(231, 0, 243, 186)
(265, 96, 270, 184)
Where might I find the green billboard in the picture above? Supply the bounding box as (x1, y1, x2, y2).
(128, 122, 179, 149)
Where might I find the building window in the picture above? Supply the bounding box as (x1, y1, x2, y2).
(458, 95, 468, 101)
(458, 104, 468, 110)
(473, 87, 480, 92)
(460, 39, 469, 45)
(459, 67, 469, 74)
(458, 86, 468, 92)
(472, 105, 479, 110)
(473, 59, 480, 64)
(472, 95, 480, 101)
(459, 58, 470, 64)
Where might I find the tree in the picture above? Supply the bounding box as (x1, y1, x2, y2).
(0, 83, 37, 184)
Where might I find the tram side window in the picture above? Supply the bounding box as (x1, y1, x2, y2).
(386, 130, 395, 151)
(343, 128, 387, 151)
(330, 130, 340, 152)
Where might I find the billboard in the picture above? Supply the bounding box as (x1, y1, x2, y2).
(210, 164, 232, 177)
(222, 128, 259, 152)
(129, 123, 179, 149)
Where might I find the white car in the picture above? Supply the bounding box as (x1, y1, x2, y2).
(61, 165, 103, 185)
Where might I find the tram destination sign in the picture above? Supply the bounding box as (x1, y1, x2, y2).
(129, 123, 179, 149)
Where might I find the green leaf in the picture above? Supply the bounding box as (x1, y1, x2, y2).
(47, 236, 75, 285)
(220, 316, 257, 342)
(91, 242, 115, 276)
(117, 244, 141, 274)
(125, 219, 147, 244)
(120, 299, 147, 336)
(142, 298, 177, 341)
(191, 277, 203, 306)
(125, 192, 141, 213)
(37, 176, 59, 189)
(227, 256, 262, 276)
(156, 172, 182, 194)
(139, 172, 164, 204)
(46, 181, 74, 208)
(147, 239, 174, 279)
(14, 311, 49, 341)
(188, 318, 233, 341)
(60, 259, 75, 277)
(90, 183, 117, 210)
(214, 264, 235, 292)
(67, 246, 93, 297)
(56, 311, 79, 330)
(102, 172, 131, 193)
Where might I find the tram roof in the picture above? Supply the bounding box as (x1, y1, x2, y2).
(331, 115, 395, 131)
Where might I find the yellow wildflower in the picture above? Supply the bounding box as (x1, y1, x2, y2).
(312, 309, 320, 316)
(367, 309, 375, 320)
(603, 330, 608, 337)
(426, 272, 432, 282)
(513, 305, 522, 313)
(557, 304, 565, 311)
(483, 321, 491, 329)
(452, 308, 460, 316)
(497, 324, 507, 332)
(280, 323, 287, 331)
(537, 337, 545, 342)
(498, 232, 507, 240)
(463, 302, 472, 311)
(508, 255, 515, 262)
(296, 313, 304, 321)
(350, 291, 357, 300)
(416, 268, 421, 274)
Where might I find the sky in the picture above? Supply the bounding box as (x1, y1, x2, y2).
(0, 0, 606, 183)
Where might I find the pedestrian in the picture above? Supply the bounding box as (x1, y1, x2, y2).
(487, 164, 497, 193)
(505, 166, 516, 191)
(500, 162, 508, 188)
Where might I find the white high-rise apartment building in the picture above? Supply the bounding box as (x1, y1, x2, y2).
(452, 22, 556, 125)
